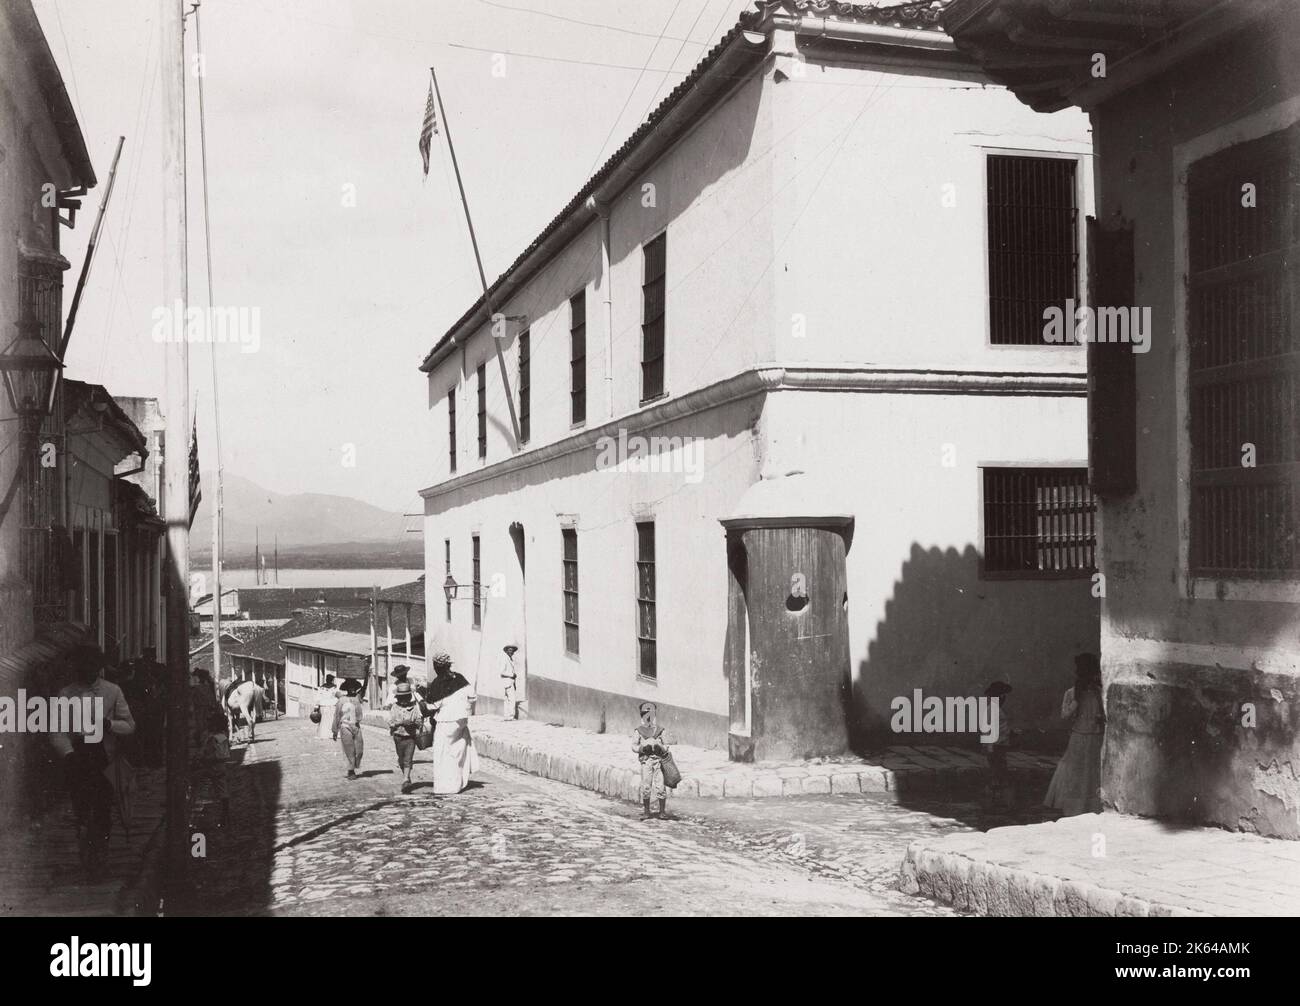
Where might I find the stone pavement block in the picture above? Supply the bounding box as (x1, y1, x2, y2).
(752, 776, 783, 798)
(697, 775, 725, 798)
(781, 776, 804, 796)
(723, 776, 753, 799)
(802, 775, 832, 795)
(858, 768, 889, 792)
(831, 773, 861, 795)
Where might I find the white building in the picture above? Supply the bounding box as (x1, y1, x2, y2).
(420, 0, 1098, 757)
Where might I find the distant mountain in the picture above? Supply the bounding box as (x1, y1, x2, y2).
(190, 472, 417, 554)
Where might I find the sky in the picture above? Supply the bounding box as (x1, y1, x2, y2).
(33, 0, 756, 513)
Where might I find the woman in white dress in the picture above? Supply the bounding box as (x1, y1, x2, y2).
(315, 673, 339, 741)
(426, 652, 478, 794)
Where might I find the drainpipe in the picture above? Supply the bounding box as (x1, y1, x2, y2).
(585, 195, 614, 419)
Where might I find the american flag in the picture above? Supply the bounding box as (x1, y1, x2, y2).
(419, 82, 438, 176)
(188, 415, 202, 529)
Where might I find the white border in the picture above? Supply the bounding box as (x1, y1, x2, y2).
(1173, 94, 1300, 603)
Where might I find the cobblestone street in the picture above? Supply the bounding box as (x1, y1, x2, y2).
(171, 719, 1038, 916)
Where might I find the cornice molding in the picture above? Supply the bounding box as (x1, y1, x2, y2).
(419, 364, 1086, 501)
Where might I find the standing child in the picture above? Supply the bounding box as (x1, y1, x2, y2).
(632, 701, 674, 820)
(332, 678, 366, 779)
(1045, 652, 1106, 816)
(387, 680, 429, 793)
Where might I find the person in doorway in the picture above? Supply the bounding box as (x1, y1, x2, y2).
(426, 652, 478, 794)
(1045, 652, 1106, 816)
(49, 644, 136, 877)
(499, 644, 520, 720)
(332, 678, 366, 779)
(190, 666, 224, 750)
(632, 701, 674, 820)
(387, 680, 430, 793)
(315, 673, 339, 741)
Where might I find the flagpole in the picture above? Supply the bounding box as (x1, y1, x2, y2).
(429, 65, 522, 448)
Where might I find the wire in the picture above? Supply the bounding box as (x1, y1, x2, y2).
(474, 0, 706, 44)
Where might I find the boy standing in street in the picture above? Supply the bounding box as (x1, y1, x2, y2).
(632, 701, 674, 820)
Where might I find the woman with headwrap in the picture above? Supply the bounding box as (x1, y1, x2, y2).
(425, 651, 478, 794)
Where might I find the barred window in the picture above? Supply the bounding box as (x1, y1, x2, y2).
(562, 528, 579, 655)
(471, 534, 481, 629)
(447, 388, 457, 474)
(476, 363, 486, 460)
(982, 467, 1096, 576)
(518, 329, 530, 445)
(1188, 124, 1300, 577)
(636, 521, 656, 679)
(987, 155, 1078, 345)
(642, 233, 666, 401)
(570, 291, 586, 425)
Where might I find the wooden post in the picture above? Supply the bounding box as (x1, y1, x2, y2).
(160, 0, 191, 893)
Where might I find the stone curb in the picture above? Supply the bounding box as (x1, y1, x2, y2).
(468, 724, 1048, 804)
(898, 842, 1209, 917)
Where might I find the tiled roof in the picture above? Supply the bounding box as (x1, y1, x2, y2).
(376, 578, 426, 606)
(226, 608, 344, 664)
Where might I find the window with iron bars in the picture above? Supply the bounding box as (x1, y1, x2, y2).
(570, 291, 586, 425)
(447, 388, 457, 474)
(982, 467, 1096, 577)
(987, 154, 1079, 345)
(641, 233, 666, 401)
(562, 528, 578, 656)
(1188, 124, 1300, 577)
(476, 363, 487, 460)
(635, 521, 656, 679)
(18, 261, 67, 623)
(518, 329, 530, 445)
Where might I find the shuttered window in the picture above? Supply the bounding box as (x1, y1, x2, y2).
(476, 363, 487, 460)
(987, 155, 1079, 345)
(517, 330, 531, 445)
(562, 528, 579, 655)
(1188, 124, 1300, 577)
(636, 522, 657, 679)
(642, 233, 666, 401)
(570, 291, 586, 425)
(447, 388, 457, 474)
(982, 467, 1096, 576)
(472, 534, 481, 629)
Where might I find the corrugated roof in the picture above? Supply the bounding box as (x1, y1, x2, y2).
(282, 629, 373, 657)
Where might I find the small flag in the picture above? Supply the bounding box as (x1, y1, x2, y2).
(419, 82, 439, 176)
(188, 416, 202, 529)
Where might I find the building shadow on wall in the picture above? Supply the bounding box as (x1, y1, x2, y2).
(852, 541, 1099, 825)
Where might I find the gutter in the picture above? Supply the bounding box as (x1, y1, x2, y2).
(778, 13, 960, 53)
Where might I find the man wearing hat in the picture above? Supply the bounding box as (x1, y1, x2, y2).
(384, 664, 412, 709)
(331, 677, 366, 779)
(499, 644, 521, 720)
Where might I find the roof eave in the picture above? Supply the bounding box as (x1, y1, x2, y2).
(418, 25, 772, 374)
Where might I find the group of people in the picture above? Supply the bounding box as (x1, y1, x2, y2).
(313, 650, 480, 795)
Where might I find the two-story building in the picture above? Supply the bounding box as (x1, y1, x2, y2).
(947, 0, 1300, 837)
(420, 0, 1099, 757)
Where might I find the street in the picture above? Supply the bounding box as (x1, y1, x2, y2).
(174, 719, 1018, 916)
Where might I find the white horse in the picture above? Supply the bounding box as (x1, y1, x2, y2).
(226, 680, 266, 743)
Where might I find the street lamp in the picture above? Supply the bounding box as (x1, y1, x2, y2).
(442, 573, 486, 605)
(0, 302, 62, 420)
